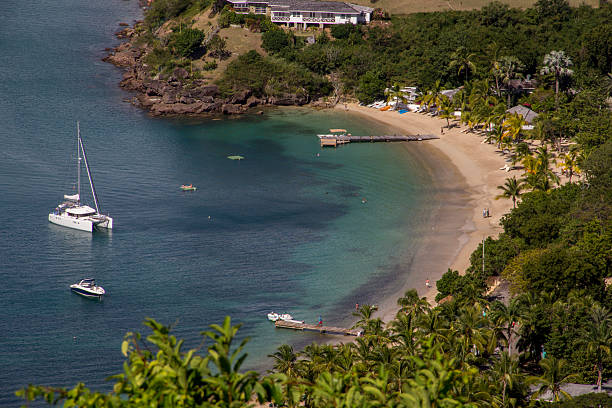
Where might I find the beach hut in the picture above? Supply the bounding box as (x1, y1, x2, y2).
(506, 105, 539, 126)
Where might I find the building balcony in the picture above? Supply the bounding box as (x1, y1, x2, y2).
(302, 17, 336, 23)
(271, 16, 290, 21)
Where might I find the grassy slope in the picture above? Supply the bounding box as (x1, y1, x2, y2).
(348, 0, 599, 15)
(188, 12, 266, 82)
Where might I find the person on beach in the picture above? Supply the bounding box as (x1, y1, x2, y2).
(355, 303, 359, 310)
(425, 279, 431, 288)
(486, 208, 490, 217)
(317, 316, 323, 326)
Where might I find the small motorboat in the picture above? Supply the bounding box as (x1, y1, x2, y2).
(70, 278, 105, 299)
(180, 184, 197, 191)
(267, 312, 297, 322)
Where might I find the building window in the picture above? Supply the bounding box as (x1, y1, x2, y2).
(291, 11, 300, 17)
(254, 6, 266, 13)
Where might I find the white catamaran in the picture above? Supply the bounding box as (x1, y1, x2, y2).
(48, 123, 113, 232)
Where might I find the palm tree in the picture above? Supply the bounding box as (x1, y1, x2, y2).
(536, 146, 558, 179)
(580, 305, 611, 393)
(541, 50, 573, 110)
(561, 149, 580, 183)
(384, 83, 407, 110)
(496, 177, 525, 208)
(421, 80, 445, 110)
(439, 97, 454, 128)
(269, 344, 299, 377)
(502, 113, 527, 144)
(352, 304, 378, 331)
(449, 46, 477, 82)
(396, 289, 430, 316)
(513, 142, 531, 166)
(533, 356, 578, 402)
(490, 351, 526, 408)
(498, 56, 525, 108)
(490, 299, 523, 354)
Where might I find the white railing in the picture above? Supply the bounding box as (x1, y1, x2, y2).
(271, 16, 290, 21)
(303, 17, 335, 22)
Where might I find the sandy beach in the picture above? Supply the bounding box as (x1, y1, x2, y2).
(339, 104, 516, 319)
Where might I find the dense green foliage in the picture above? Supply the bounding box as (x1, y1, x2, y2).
(265, 2, 612, 98)
(217, 50, 331, 99)
(171, 28, 206, 58)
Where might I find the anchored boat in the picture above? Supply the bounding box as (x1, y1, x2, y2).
(70, 278, 105, 299)
(49, 123, 113, 232)
(180, 184, 197, 191)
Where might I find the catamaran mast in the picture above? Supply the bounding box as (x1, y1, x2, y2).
(78, 126, 102, 214)
(77, 122, 81, 204)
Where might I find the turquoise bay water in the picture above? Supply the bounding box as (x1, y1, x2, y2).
(0, 0, 435, 404)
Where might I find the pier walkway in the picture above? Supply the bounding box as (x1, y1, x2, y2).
(275, 320, 362, 337)
(318, 134, 438, 147)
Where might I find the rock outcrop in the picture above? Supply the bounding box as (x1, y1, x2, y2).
(103, 22, 313, 116)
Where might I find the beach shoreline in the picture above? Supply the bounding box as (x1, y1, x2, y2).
(338, 104, 515, 319)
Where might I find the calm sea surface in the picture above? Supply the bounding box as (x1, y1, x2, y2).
(0, 0, 437, 404)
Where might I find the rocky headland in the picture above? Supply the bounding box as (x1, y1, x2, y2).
(103, 24, 311, 116)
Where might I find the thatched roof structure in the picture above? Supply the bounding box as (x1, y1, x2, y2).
(506, 105, 539, 124)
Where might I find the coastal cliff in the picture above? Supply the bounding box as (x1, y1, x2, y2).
(104, 24, 312, 116)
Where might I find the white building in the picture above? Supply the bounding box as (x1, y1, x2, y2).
(226, 0, 373, 29)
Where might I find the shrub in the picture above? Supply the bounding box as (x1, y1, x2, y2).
(170, 28, 206, 58)
(262, 30, 290, 53)
(330, 23, 359, 40)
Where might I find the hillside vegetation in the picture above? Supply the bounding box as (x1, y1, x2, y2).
(349, 0, 598, 15)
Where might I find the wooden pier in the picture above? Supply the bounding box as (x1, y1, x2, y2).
(318, 134, 438, 147)
(275, 320, 362, 337)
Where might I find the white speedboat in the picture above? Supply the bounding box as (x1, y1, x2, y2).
(70, 278, 105, 299)
(49, 123, 113, 232)
(267, 312, 295, 322)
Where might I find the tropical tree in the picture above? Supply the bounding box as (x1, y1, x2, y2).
(541, 50, 573, 110)
(490, 298, 523, 354)
(449, 46, 477, 82)
(496, 177, 525, 208)
(580, 305, 612, 393)
(561, 149, 580, 183)
(499, 56, 525, 108)
(397, 289, 430, 316)
(384, 83, 408, 110)
(352, 304, 378, 331)
(502, 113, 527, 144)
(532, 356, 578, 402)
(489, 351, 527, 407)
(421, 79, 445, 109)
(439, 97, 454, 128)
(269, 344, 299, 378)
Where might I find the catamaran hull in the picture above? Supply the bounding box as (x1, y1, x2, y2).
(48, 214, 113, 232)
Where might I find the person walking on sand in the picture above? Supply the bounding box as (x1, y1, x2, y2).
(425, 279, 431, 288)
(317, 315, 323, 326)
